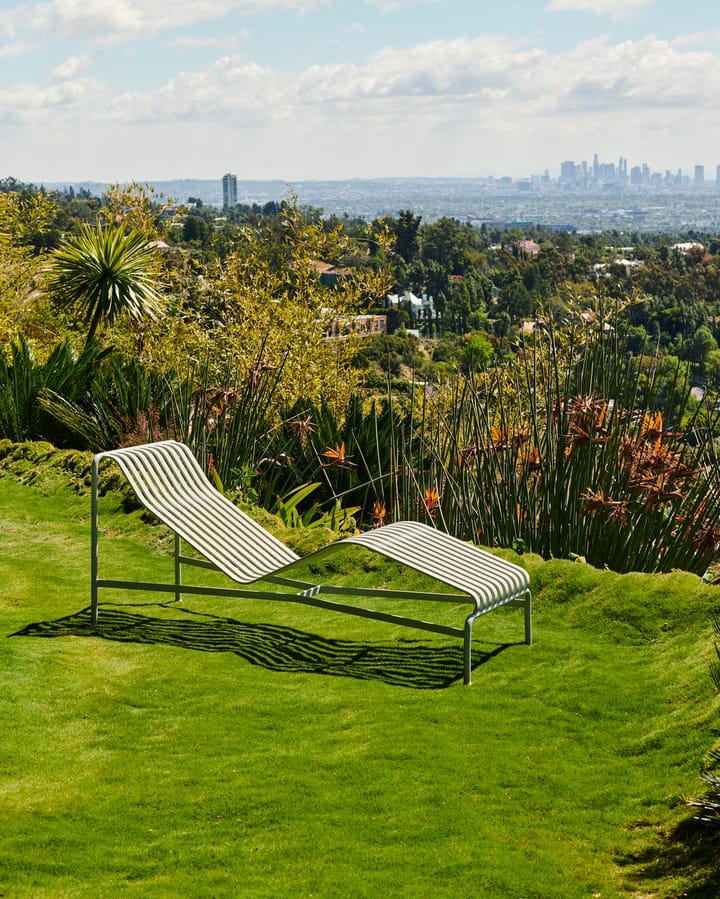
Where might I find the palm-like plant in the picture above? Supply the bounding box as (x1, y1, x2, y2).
(49, 223, 163, 347)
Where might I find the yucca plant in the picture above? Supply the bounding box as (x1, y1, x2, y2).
(48, 223, 163, 348)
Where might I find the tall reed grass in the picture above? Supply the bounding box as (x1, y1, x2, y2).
(402, 301, 720, 573)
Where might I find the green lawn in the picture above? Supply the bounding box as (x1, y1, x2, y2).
(1, 470, 720, 898)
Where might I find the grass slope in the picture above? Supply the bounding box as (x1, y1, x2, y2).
(1, 463, 720, 898)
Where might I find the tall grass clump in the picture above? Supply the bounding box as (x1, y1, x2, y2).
(173, 368, 419, 525)
(408, 296, 720, 574)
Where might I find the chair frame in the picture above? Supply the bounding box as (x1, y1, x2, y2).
(91, 441, 532, 685)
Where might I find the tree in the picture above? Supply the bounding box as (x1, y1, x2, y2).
(101, 181, 171, 237)
(48, 223, 163, 348)
(182, 214, 210, 246)
(498, 280, 533, 321)
(461, 332, 493, 373)
(199, 196, 393, 414)
(393, 210, 422, 263)
(0, 189, 57, 344)
(704, 348, 720, 389)
(684, 324, 718, 374)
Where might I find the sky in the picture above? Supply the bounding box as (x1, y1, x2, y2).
(1, 0, 720, 183)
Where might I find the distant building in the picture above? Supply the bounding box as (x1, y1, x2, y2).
(560, 161, 577, 184)
(386, 290, 434, 321)
(326, 314, 386, 338)
(592, 258, 643, 278)
(512, 239, 541, 257)
(222, 173, 237, 208)
(671, 241, 705, 255)
(694, 165, 705, 184)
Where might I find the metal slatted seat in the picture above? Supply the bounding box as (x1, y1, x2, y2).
(91, 440, 531, 684)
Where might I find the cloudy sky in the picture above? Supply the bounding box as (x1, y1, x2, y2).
(1, 0, 719, 183)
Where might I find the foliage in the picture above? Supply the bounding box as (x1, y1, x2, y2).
(460, 331, 493, 372)
(0, 190, 57, 344)
(99, 181, 173, 238)
(0, 334, 176, 451)
(38, 354, 172, 452)
(0, 335, 108, 445)
(388, 295, 720, 574)
(48, 223, 164, 348)
(269, 482, 359, 533)
(192, 196, 392, 415)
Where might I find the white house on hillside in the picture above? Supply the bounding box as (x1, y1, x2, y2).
(386, 291, 434, 318)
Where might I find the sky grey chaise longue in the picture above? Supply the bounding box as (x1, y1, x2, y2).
(91, 440, 532, 684)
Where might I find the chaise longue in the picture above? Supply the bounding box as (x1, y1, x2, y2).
(91, 440, 532, 685)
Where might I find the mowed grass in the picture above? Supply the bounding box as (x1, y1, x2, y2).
(2, 474, 720, 898)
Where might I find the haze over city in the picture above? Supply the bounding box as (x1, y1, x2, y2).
(1, 0, 720, 184)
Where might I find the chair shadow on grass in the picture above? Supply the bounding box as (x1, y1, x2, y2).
(12, 603, 514, 689)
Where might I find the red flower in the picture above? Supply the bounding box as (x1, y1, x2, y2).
(423, 487, 440, 517)
(372, 501, 386, 528)
(321, 442, 357, 469)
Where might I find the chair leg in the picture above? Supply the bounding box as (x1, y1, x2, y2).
(463, 618, 473, 686)
(524, 591, 533, 645)
(91, 457, 100, 625)
(174, 533, 183, 603)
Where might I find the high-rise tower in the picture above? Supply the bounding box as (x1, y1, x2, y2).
(222, 173, 238, 208)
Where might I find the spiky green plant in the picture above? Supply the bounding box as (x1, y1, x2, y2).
(38, 354, 171, 451)
(0, 335, 108, 444)
(48, 223, 163, 348)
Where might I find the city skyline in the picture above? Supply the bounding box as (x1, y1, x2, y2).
(2, 0, 720, 183)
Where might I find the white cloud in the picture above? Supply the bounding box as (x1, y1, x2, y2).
(29, 0, 145, 41)
(546, 0, 653, 17)
(95, 32, 720, 128)
(553, 36, 719, 111)
(362, 0, 437, 12)
(10, 0, 327, 43)
(0, 77, 103, 124)
(0, 40, 30, 58)
(4, 28, 720, 180)
(51, 53, 95, 80)
(671, 31, 720, 48)
(164, 35, 244, 50)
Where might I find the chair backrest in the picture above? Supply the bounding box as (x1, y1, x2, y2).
(96, 440, 299, 583)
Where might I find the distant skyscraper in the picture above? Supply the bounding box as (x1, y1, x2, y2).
(716, 165, 720, 184)
(222, 173, 238, 208)
(560, 160, 577, 183)
(694, 165, 705, 184)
